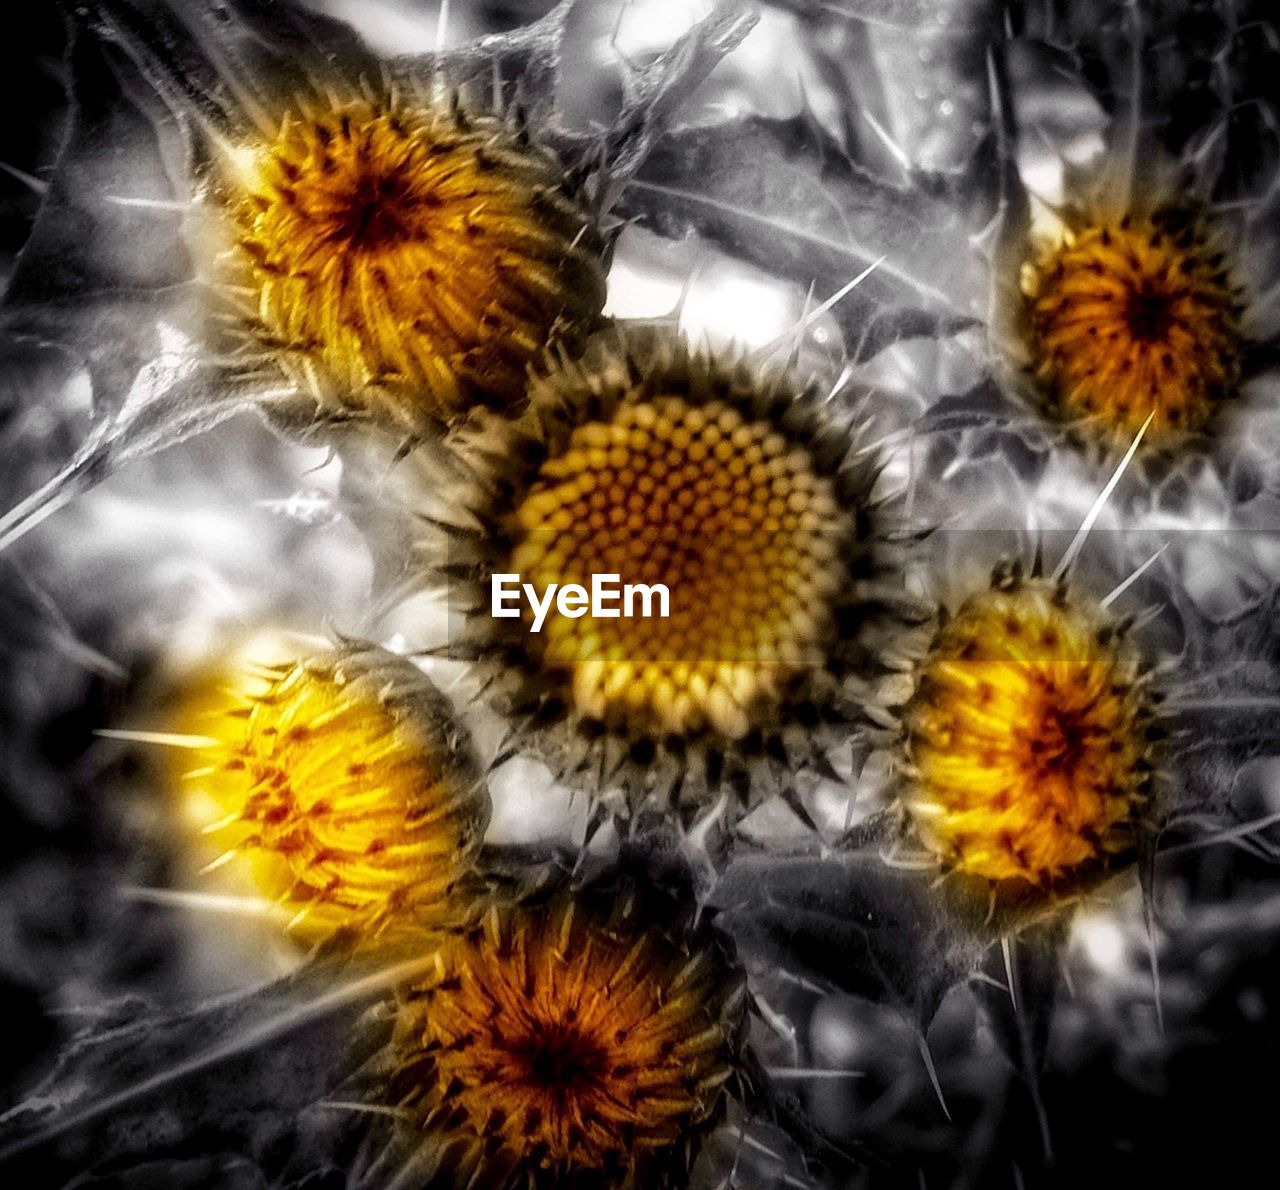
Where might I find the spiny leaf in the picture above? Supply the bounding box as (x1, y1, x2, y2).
(618, 113, 983, 361)
(2, 23, 192, 417)
(769, 0, 986, 31)
(602, 6, 759, 196)
(711, 852, 986, 1024)
(0, 961, 393, 1181)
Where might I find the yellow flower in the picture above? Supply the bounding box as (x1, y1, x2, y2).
(392, 887, 745, 1187)
(204, 93, 607, 435)
(1020, 205, 1244, 444)
(901, 570, 1158, 886)
(185, 645, 489, 942)
(510, 393, 845, 741)
(427, 329, 890, 819)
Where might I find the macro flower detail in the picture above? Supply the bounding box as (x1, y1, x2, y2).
(186, 644, 489, 941)
(1021, 206, 1245, 444)
(509, 395, 844, 740)
(10, 3, 1280, 1188)
(421, 329, 890, 819)
(392, 888, 745, 1187)
(901, 567, 1158, 886)
(206, 93, 608, 435)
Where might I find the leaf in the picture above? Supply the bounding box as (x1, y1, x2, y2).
(0, 960, 396, 1181)
(602, 6, 759, 195)
(392, 0, 574, 125)
(0, 326, 285, 554)
(969, 926, 1065, 1174)
(396, 2, 758, 195)
(711, 852, 985, 1023)
(915, 377, 1016, 434)
(617, 113, 984, 361)
(87, 0, 382, 119)
(769, 0, 987, 31)
(60, 1155, 272, 1190)
(1162, 582, 1280, 815)
(2, 23, 192, 419)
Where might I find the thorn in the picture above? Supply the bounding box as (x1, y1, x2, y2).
(759, 256, 887, 360)
(862, 111, 912, 178)
(102, 194, 190, 211)
(1052, 411, 1153, 583)
(117, 886, 284, 919)
(0, 159, 48, 194)
(763, 1067, 865, 1081)
(915, 1031, 951, 1121)
(1001, 935, 1019, 1014)
(95, 728, 220, 750)
(198, 849, 240, 875)
(1100, 542, 1170, 609)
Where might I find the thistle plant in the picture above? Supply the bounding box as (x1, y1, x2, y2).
(1, 1, 1278, 1188)
(204, 89, 609, 434)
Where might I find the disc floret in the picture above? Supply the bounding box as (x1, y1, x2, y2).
(393, 887, 745, 1187)
(430, 330, 887, 817)
(510, 394, 846, 740)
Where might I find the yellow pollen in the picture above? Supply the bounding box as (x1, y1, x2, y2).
(1022, 209, 1243, 441)
(395, 897, 740, 1184)
(902, 579, 1154, 885)
(212, 97, 605, 429)
(185, 648, 488, 942)
(509, 396, 843, 740)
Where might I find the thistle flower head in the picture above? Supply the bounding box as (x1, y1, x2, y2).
(186, 644, 489, 942)
(205, 91, 607, 435)
(510, 394, 846, 740)
(1020, 204, 1245, 446)
(392, 884, 745, 1187)
(428, 329, 888, 820)
(901, 568, 1159, 887)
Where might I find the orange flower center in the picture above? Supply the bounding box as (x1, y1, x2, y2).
(398, 900, 738, 1179)
(212, 98, 605, 426)
(509, 396, 843, 739)
(1022, 209, 1243, 441)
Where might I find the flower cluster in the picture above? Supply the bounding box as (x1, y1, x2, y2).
(5, 1, 1280, 1187)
